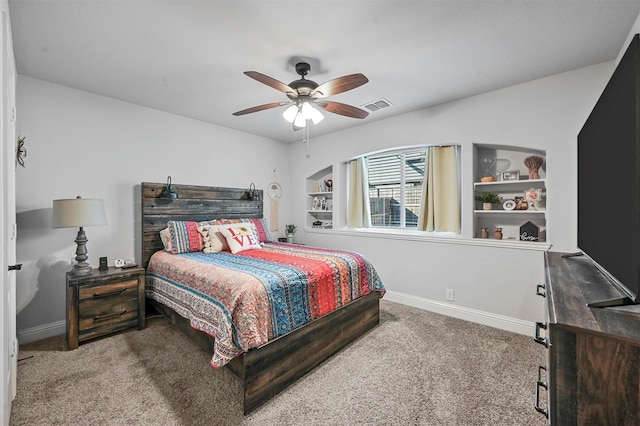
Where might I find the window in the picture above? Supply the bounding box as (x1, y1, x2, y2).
(367, 149, 426, 228)
(349, 145, 461, 233)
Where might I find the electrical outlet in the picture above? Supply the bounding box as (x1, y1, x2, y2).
(446, 289, 454, 302)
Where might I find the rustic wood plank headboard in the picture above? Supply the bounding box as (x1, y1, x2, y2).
(140, 182, 263, 268)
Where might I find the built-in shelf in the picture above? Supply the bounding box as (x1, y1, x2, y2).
(306, 166, 333, 229)
(474, 144, 547, 242)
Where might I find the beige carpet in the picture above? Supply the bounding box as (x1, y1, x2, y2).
(10, 300, 547, 426)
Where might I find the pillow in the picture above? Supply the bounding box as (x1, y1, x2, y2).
(198, 222, 253, 253)
(166, 221, 204, 254)
(219, 225, 262, 254)
(245, 217, 272, 243)
(159, 228, 172, 252)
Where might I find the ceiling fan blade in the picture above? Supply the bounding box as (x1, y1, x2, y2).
(316, 101, 369, 119)
(244, 71, 297, 97)
(310, 73, 368, 98)
(232, 102, 290, 116)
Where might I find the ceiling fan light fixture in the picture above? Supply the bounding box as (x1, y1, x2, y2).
(301, 101, 314, 119)
(293, 112, 306, 128)
(282, 104, 298, 123)
(310, 106, 324, 124)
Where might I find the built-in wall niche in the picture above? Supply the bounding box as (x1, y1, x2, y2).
(473, 144, 547, 243)
(305, 166, 333, 229)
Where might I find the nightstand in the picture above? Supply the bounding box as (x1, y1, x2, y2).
(66, 266, 145, 350)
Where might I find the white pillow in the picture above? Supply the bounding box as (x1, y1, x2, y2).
(198, 222, 257, 253)
(160, 227, 172, 252)
(218, 225, 262, 254)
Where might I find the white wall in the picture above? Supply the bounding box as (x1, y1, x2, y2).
(15, 76, 290, 339)
(14, 59, 616, 342)
(288, 62, 615, 332)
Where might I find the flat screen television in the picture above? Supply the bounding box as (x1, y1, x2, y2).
(577, 33, 640, 307)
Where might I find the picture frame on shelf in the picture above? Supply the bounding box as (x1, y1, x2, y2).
(312, 196, 325, 211)
(502, 170, 520, 181)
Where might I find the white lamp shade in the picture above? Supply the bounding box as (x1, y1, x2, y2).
(293, 112, 306, 128)
(282, 105, 298, 123)
(309, 106, 324, 124)
(52, 198, 107, 228)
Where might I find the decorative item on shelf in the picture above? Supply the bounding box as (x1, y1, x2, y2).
(514, 196, 528, 211)
(324, 179, 333, 192)
(161, 176, 179, 199)
(503, 199, 516, 211)
(480, 227, 489, 238)
(312, 196, 326, 210)
(52, 196, 108, 276)
(480, 154, 496, 181)
(480, 176, 495, 182)
(502, 170, 520, 181)
(495, 158, 511, 180)
(494, 227, 503, 240)
(524, 155, 544, 180)
(16, 135, 27, 168)
(524, 187, 543, 210)
(285, 224, 297, 243)
(520, 221, 540, 242)
(313, 220, 323, 228)
(475, 192, 502, 210)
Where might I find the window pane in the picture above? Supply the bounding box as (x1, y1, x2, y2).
(367, 150, 425, 228)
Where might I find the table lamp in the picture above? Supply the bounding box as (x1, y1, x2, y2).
(52, 196, 107, 276)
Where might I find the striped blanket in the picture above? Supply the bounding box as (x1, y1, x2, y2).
(145, 243, 385, 367)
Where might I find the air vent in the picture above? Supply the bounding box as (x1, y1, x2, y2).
(363, 98, 392, 112)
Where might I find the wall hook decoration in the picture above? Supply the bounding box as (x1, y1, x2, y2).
(16, 135, 27, 168)
(161, 176, 179, 199)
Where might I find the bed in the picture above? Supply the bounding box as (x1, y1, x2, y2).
(140, 182, 385, 414)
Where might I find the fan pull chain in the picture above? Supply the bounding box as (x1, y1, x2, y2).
(304, 124, 311, 158)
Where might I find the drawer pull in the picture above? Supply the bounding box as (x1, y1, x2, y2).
(535, 284, 546, 297)
(535, 377, 549, 418)
(92, 288, 126, 299)
(534, 322, 549, 347)
(93, 310, 126, 322)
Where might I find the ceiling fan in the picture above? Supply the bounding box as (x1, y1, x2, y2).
(232, 62, 369, 130)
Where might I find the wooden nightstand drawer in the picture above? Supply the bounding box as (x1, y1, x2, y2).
(78, 298, 139, 331)
(79, 280, 138, 305)
(67, 266, 145, 350)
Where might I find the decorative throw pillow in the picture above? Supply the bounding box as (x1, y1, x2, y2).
(219, 225, 262, 254)
(166, 221, 204, 254)
(159, 227, 172, 252)
(245, 217, 271, 242)
(198, 222, 256, 253)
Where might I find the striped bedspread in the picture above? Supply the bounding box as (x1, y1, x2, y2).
(145, 242, 385, 367)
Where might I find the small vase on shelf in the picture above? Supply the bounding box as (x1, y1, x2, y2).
(524, 155, 544, 180)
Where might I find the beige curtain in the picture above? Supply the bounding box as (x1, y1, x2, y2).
(347, 158, 371, 228)
(417, 146, 461, 232)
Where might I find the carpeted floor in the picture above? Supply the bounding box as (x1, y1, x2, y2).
(10, 300, 547, 426)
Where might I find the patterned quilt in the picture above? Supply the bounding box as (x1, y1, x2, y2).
(145, 242, 385, 368)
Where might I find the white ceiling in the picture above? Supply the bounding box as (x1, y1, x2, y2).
(8, 0, 640, 144)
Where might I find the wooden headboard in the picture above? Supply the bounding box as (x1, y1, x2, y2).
(141, 182, 263, 268)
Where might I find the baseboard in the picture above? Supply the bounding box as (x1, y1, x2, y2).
(17, 320, 65, 345)
(16, 293, 535, 344)
(383, 290, 535, 336)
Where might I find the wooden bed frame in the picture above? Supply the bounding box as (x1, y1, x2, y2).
(141, 181, 381, 414)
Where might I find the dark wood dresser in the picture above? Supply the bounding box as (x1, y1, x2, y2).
(66, 266, 145, 349)
(536, 252, 640, 424)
